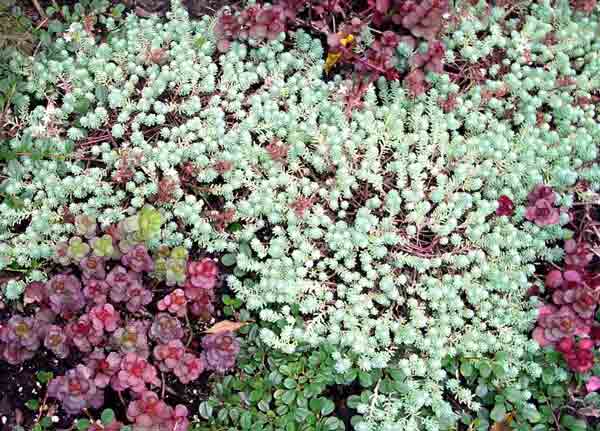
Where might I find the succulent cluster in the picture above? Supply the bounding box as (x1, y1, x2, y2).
(0, 212, 240, 428)
(214, 0, 448, 94)
(2, 0, 600, 429)
(532, 235, 599, 373)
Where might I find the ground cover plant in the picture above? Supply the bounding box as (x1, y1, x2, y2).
(1, 0, 600, 430)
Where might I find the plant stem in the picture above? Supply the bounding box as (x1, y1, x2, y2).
(31, 0, 46, 18)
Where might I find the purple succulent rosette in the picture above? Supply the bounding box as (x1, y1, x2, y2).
(533, 305, 590, 347)
(47, 365, 104, 414)
(201, 331, 241, 373)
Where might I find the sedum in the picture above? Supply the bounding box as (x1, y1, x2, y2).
(1, 0, 600, 429)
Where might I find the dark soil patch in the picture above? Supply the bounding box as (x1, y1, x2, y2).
(325, 382, 362, 429)
(0, 352, 72, 430)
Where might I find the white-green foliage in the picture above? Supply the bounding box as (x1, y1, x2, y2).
(1, 0, 600, 429)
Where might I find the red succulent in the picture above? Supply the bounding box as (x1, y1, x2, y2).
(157, 289, 188, 317)
(86, 350, 122, 388)
(187, 258, 218, 290)
(112, 352, 160, 393)
(153, 340, 185, 372)
(532, 305, 590, 347)
(496, 195, 515, 216)
(48, 365, 104, 414)
(90, 304, 121, 333)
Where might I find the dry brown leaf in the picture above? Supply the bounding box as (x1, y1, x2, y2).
(204, 320, 251, 334)
(490, 412, 514, 431)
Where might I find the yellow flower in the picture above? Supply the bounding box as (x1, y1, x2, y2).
(324, 34, 355, 74)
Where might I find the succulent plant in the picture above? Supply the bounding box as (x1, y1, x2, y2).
(153, 339, 185, 372)
(165, 258, 187, 287)
(80, 255, 107, 280)
(127, 284, 154, 314)
(111, 320, 151, 358)
(525, 184, 560, 226)
(174, 352, 204, 384)
(545, 269, 583, 290)
(75, 214, 97, 239)
(48, 365, 104, 414)
(91, 234, 118, 259)
(54, 240, 72, 266)
(67, 237, 91, 261)
(187, 258, 218, 290)
(185, 283, 215, 320)
(121, 244, 154, 273)
(44, 324, 70, 358)
(496, 195, 515, 216)
(525, 199, 560, 226)
(157, 289, 187, 317)
(83, 278, 111, 305)
(127, 391, 179, 430)
(66, 314, 105, 353)
(564, 239, 594, 269)
(557, 337, 595, 373)
(112, 352, 160, 393)
(24, 281, 47, 305)
(201, 331, 240, 373)
(46, 274, 85, 317)
(86, 350, 122, 388)
(533, 305, 590, 347)
(150, 313, 184, 344)
(553, 287, 598, 319)
(137, 206, 162, 242)
(0, 315, 41, 364)
(107, 266, 142, 303)
(90, 304, 121, 333)
(410, 40, 445, 74)
(402, 0, 448, 40)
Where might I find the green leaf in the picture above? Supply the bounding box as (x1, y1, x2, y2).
(505, 387, 522, 403)
(240, 411, 253, 429)
(36, 371, 54, 384)
(283, 378, 297, 389)
(561, 415, 587, 431)
(258, 399, 271, 412)
(48, 20, 64, 33)
(478, 362, 492, 378)
(358, 371, 373, 387)
(25, 399, 39, 411)
(221, 253, 237, 266)
(101, 408, 115, 425)
(227, 222, 242, 233)
(295, 407, 312, 422)
(40, 416, 52, 428)
(522, 404, 541, 423)
(309, 397, 323, 414)
(250, 388, 264, 403)
(239, 241, 252, 256)
(323, 417, 342, 430)
(460, 361, 473, 377)
(490, 403, 507, 422)
(198, 400, 213, 419)
(320, 399, 335, 416)
(75, 419, 91, 431)
(281, 390, 296, 405)
(347, 395, 361, 409)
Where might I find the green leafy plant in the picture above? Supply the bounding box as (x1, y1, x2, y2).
(194, 325, 348, 431)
